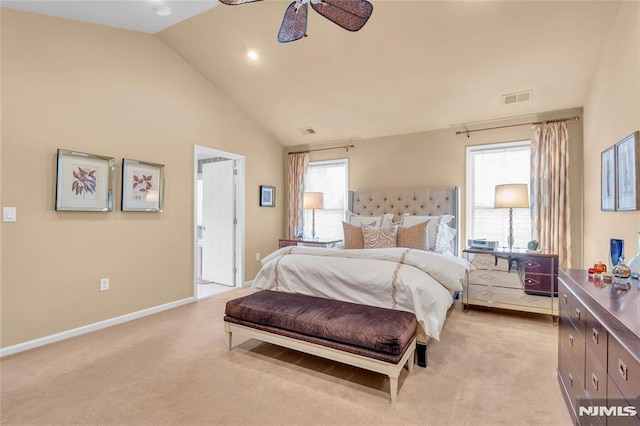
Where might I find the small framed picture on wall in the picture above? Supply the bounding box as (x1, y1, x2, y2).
(601, 145, 616, 211)
(121, 159, 165, 212)
(615, 131, 640, 211)
(260, 185, 275, 207)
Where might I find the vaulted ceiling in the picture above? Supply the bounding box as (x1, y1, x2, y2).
(2, 1, 623, 146)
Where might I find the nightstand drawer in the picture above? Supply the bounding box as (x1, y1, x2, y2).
(521, 256, 557, 274)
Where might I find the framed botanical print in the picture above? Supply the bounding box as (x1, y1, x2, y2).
(601, 145, 616, 211)
(615, 131, 640, 211)
(121, 158, 165, 212)
(55, 149, 115, 211)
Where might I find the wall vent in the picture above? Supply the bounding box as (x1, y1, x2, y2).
(298, 127, 317, 135)
(503, 90, 533, 105)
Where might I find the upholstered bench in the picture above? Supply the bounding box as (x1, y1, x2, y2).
(224, 290, 417, 403)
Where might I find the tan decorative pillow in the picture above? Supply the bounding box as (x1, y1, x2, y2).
(396, 221, 428, 250)
(342, 221, 375, 249)
(362, 224, 398, 249)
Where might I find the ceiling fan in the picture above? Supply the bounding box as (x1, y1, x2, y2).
(218, 0, 374, 43)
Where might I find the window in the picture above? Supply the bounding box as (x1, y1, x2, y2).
(466, 141, 531, 249)
(303, 159, 348, 240)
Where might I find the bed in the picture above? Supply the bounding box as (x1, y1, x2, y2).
(251, 186, 469, 366)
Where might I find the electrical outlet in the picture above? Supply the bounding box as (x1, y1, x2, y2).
(100, 278, 110, 291)
(256, 253, 261, 261)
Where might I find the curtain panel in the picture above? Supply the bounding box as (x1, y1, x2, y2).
(530, 122, 572, 268)
(287, 152, 309, 238)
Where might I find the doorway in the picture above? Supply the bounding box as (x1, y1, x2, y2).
(194, 145, 245, 299)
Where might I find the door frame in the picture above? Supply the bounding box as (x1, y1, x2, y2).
(193, 145, 245, 298)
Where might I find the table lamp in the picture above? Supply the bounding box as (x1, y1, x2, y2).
(494, 184, 529, 251)
(303, 192, 324, 240)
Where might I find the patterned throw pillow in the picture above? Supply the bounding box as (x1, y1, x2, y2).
(342, 221, 375, 249)
(362, 224, 398, 249)
(396, 221, 428, 250)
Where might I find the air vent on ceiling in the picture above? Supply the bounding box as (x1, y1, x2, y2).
(298, 127, 317, 136)
(503, 90, 533, 105)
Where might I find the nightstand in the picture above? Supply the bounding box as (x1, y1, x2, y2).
(278, 238, 342, 249)
(463, 248, 558, 319)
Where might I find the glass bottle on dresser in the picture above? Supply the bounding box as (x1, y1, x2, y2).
(627, 231, 640, 280)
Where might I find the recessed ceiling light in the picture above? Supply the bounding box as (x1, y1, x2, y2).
(155, 6, 171, 16)
(247, 50, 259, 61)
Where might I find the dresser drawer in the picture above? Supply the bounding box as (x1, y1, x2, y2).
(559, 279, 572, 316)
(608, 335, 640, 401)
(585, 309, 608, 370)
(559, 341, 585, 415)
(559, 314, 585, 385)
(585, 346, 607, 402)
(569, 293, 587, 340)
(607, 375, 640, 425)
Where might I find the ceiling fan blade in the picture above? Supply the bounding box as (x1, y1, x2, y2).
(218, 0, 262, 5)
(277, 1, 308, 43)
(310, 0, 373, 32)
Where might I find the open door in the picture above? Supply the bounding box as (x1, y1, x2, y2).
(201, 159, 236, 286)
(194, 146, 245, 299)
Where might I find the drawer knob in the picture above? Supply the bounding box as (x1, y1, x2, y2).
(575, 308, 581, 321)
(568, 373, 574, 387)
(618, 359, 628, 381)
(592, 328, 599, 344)
(569, 334, 574, 347)
(591, 373, 599, 391)
(562, 294, 568, 305)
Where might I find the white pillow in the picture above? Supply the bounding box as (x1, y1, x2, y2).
(346, 210, 394, 227)
(400, 214, 455, 252)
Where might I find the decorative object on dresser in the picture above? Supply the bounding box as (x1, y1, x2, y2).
(494, 183, 530, 251)
(303, 192, 324, 240)
(628, 232, 640, 280)
(557, 269, 640, 425)
(278, 238, 341, 249)
(463, 248, 558, 319)
(609, 238, 624, 270)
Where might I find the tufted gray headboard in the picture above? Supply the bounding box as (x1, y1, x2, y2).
(348, 187, 460, 255)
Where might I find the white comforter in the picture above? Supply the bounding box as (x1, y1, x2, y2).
(252, 247, 472, 341)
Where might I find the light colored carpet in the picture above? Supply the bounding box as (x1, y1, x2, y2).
(1, 288, 572, 426)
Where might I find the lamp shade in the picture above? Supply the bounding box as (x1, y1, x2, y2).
(494, 184, 529, 208)
(303, 192, 324, 210)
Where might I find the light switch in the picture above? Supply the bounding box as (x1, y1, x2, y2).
(3, 207, 16, 222)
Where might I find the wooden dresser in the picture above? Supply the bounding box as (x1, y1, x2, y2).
(558, 269, 640, 425)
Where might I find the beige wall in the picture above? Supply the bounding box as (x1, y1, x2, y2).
(583, 1, 640, 268)
(0, 9, 284, 348)
(305, 107, 584, 265)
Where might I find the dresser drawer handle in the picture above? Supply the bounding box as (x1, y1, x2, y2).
(575, 308, 581, 321)
(591, 373, 599, 391)
(568, 334, 574, 347)
(618, 359, 628, 381)
(592, 328, 599, 344)
(568, 373, 574, 387)
(562, 294, 568, 305)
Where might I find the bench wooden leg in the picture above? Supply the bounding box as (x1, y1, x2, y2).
(388, 375, 398, 404)
(407, 355, 414, 373)
(224, 323, 232, 350)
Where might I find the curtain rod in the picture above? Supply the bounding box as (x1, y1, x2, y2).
(288, 144, 355, 155)
(455, 115, 581, 137)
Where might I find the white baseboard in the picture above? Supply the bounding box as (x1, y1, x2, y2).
(0, 297, 195, 358)
(243, 280, 253, 287)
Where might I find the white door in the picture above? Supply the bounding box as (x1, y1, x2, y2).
(201, 159, 236, 286)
